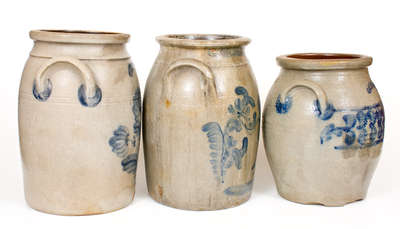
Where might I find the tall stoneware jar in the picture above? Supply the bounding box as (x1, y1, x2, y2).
(143, 34, 260, 210)
(18, 30, 141, 215)
(263, 53, 384, 206)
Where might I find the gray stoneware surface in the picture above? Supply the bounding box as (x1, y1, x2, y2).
(263, 53, 384, 206)
(143, 34, 260, 210)
(18, 30, 141, 215)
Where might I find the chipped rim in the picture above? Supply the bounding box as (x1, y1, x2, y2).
(156, 34, 250, 48)
(30, 30, 130, 44)
(277, 53, 372, 70)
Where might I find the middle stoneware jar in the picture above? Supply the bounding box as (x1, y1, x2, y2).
(143, 34, 260, 210)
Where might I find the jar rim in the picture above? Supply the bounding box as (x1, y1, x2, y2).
(277, 53, 372, 70)
(30, 30, 130, 44)
(156, 34, 250, 48)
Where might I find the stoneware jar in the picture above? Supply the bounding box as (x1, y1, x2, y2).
(18, 30, 141, 215)
(143, 34, 260, 210)
(263, 53, 384, 206)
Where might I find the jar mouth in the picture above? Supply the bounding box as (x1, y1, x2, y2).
(30, 30, 130, 44)
(277, 53, 372, 70)
(157, 34, 250, 48)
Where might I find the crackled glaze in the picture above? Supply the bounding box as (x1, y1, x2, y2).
(263, 53, 384, 206)
(18, 30, 140, 215)
(143, 34, 260, 210)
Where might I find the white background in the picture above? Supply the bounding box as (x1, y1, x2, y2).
(0, 0, 399, 228)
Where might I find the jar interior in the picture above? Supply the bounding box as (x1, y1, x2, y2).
(41, 30, 119, 35)
(167, 34, 240, 41)
(288, 53, 361, 60)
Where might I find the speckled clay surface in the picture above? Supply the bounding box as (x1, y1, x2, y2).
(263, 53, 385, 206)
(143, 34, 260, 210)
(18, 30, 141, 215)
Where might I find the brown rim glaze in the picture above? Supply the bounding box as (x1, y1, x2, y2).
(30, 30, 130, 44)
(277, 53, 372, 70)
(156, 34, 250, 48)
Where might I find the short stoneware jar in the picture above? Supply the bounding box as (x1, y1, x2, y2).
(18, 30, 141, 215)
(143, 34, 260, 210)
(263, 53, 384, 206)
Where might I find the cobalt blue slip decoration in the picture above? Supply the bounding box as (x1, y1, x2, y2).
(128, 63, 134, 77)
(320, 103, 384, 154)
(109, 88, 141, 174)
(276, 94, 336, 120)
(275, 94, 292, 114)
(224, 180, 254, 196)
(202, 86, 257, 184)
(78, 84, 102, 107)
(32, 79, 52, 102)
(367, 81, 376, 94)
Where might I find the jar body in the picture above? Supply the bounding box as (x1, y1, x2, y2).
(263, 63, 384, 206)
(144, 43, 260, 210)
(18, 31, 140, 215)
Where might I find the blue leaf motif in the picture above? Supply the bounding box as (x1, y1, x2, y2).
(202, 122, 228, 183)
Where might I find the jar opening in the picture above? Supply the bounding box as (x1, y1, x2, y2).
(287, 53, 361, 60)
(30, 29, 130, 44)
(277, 53, 372, 70)
(167, 34, 239, 41)
(157, 34, 250, 48)
(41, 30, 120, 35)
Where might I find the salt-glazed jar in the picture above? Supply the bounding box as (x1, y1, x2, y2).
(263, 53, 385, 206)
(18, 30, 141, 215)
(143, 34, 260, 210)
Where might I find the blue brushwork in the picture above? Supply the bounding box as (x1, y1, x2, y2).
(128, 63, 134, 77)
(78, 84, 102, 107)
(224, 179, 254, 196)
(367, 81, 376, 94)
(108, 87, 141, 174)
(320, 103, 384, 151)
(121, 153, 138, 174)
(228, 86, 258, 132)
(275, 94, 292, 114)
(32, 79, 52, 102)
(202, 86, 258, 183)
(276, 93, 336, 121)
(132, 88, 141, 137)
(109, 125, 132, 158)
(313, 99, 336, 120)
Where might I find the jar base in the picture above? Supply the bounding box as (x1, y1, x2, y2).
(277, 190, 366, 207)
(25, 196, 134, 216)
(148, 191, 251, 211)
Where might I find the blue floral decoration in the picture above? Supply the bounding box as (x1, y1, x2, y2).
(202, 86, 258, 184)
(109, 125, 132, 158)
(108, 88, 141, 174)
(320, 103, 384, 155)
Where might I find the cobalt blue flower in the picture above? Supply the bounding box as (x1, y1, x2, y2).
(109, 125, 131, 158)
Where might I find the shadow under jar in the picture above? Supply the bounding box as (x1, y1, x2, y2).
(263, 53, 385, 206)
(18, 30, 141, 215)
(143, 34, 260, 210)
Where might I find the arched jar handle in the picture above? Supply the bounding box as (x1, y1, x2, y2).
(276, 79, 335, 120)
(33, 56, 102, 107)
(163, 58, 217, 102)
